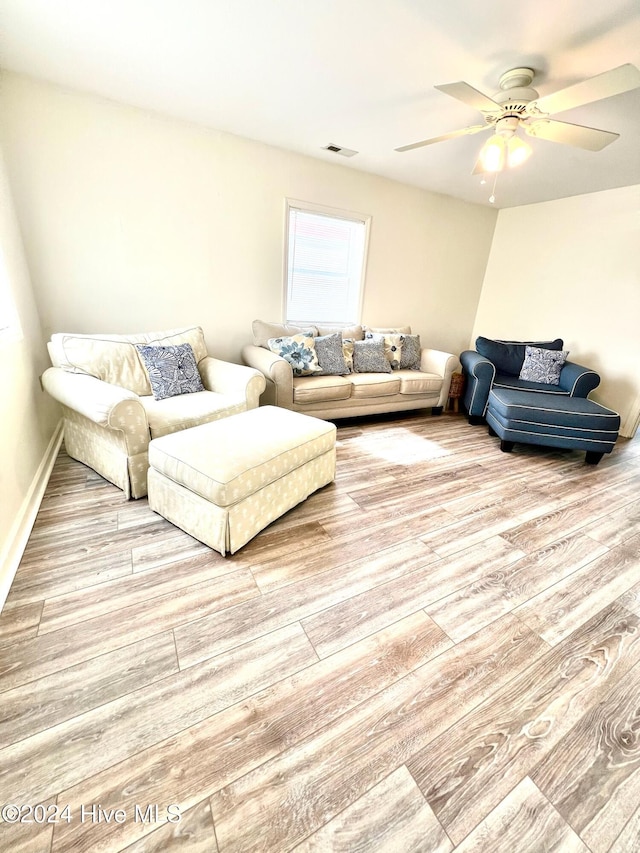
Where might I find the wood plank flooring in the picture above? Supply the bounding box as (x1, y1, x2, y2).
(1, 411, 639, 853)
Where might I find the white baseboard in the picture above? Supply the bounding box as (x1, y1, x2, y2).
(0, 420, 63, 609)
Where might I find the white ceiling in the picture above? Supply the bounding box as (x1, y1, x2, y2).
(2, 0, 640, 208)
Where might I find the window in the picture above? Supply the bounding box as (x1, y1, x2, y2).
(284, 200, 370, 325)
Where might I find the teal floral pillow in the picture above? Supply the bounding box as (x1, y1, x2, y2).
(267, 334, 322, 376)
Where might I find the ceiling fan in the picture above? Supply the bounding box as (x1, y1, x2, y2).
(395, 63, 640, 174)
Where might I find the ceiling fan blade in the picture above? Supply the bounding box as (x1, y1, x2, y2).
(530, 63, 640, 116)
(525, 119, 619, 151)
(471, 158, 490, 176)
(435, 81, 503, 113)
(395, 124, 489, 152)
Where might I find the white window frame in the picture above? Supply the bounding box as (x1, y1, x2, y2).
(283, 199, 371, 327)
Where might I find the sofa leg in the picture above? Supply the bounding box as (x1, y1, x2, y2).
(468, 415, 484, 426)
(488, 425, 497, 437)
(585, 451, 604, 465)
(431, 406, 443, 416)
(500, 440, 514, 453)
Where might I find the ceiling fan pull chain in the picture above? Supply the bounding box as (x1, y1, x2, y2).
(489, 172, 499, 204)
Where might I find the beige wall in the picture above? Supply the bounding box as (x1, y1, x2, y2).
(473, 185, 640, 437)
(0, 73, 497, 363)
(0, 148, 60, 600)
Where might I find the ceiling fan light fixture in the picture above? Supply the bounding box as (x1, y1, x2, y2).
(506, 135, 532, 167)
(477, 127, 532, 173)
(478, 133, 506, 172)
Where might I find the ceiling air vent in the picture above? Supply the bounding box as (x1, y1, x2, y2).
(323, 144, 358, 157)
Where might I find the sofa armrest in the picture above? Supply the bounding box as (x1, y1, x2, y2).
(459, 350, 496, 417)
(242, 344, 294, 407)
(198, 356, 266, 409)
(42, 367, 146, 428)
(420, 349, 461, 408)
(558, 361, 600, 398)
(42, 367, 150, 459)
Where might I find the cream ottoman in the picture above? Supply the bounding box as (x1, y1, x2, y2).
(147, 405, 337, 555)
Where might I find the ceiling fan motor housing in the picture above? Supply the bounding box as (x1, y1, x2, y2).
(492, 68, 539, 115)
(493, 87, 539, 111)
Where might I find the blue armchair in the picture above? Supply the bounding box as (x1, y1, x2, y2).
(460, 336, 600, 423)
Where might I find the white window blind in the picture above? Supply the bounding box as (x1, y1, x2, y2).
(285, 203, 369, 325)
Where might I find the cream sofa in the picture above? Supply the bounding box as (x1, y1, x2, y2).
(42, 326, 266, 499)
(242, 321, 460, 420)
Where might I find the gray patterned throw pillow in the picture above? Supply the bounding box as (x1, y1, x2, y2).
(399, 334, 421, 370)
(519, 346, 568, 385)
(364, 332, 403, 369)
(352, 339, 392, 373)
(136, 343, 205, 400)
(315, 333, 350, 375)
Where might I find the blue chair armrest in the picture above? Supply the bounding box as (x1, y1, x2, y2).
(558, 361, 600, 398)
(460, 350, 496, 416)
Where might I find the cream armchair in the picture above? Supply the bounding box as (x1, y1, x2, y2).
(42, 326, 266, 498)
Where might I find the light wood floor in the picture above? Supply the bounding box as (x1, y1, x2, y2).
(2, 411, 640, 853)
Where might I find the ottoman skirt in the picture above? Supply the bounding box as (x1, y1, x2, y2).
(148, 406, 337, 555)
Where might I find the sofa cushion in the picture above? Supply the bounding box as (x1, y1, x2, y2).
(399, 334, 422, 370)
(315, 324, 364, 341)
(398, 370, 442, 395)
(267, 334, 322, 376)
(350, 374, 401, 398)
(488, 389, 621, 433)
(314, 333, 350, 375)
(365, 332, 403, 369)
(253, 320, 318, 347)
(293, 375, 352, 404)
(49, 327, 208, 396)
(493, 373, 569, 396)
(140, 391, 247, 438)
(137, 343, 205, 400)
(519, 346, 569, 386)
(365, 325, 412, 335)
(475, 336, 564, 376)
(352, 339, 392, 373)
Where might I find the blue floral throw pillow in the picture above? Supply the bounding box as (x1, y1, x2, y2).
(136, 343, 205, 400)
(519, 345, 568, 385)
(267, 334, 321, 376)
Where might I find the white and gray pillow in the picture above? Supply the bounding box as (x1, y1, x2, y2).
(399, 334, 422, 370)
(365, 332, 403, 369)
(342, 339, 355, 373)
(315, 333, 350, 375)
(519, 346, 568, 385)
(137, 343, 205, 400)
(352, 339, 393, 373)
